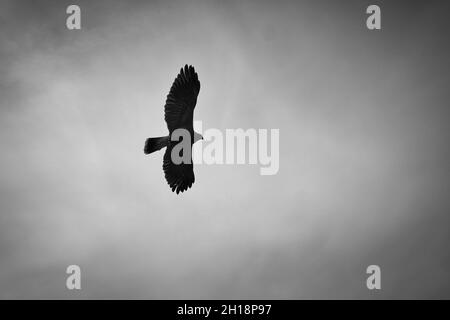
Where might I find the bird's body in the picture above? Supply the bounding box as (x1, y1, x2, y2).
(144, 65, 202, 194)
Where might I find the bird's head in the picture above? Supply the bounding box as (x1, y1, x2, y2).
(194, 131, 203, 143)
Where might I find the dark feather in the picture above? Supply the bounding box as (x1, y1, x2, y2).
(164, 64, 200, 133)
(157, 65, 200, 194)
(162, 142, 195, 194)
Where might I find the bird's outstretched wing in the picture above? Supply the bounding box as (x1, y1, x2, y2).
(163, 145, 195, 194)
(164, 64, 201, 133)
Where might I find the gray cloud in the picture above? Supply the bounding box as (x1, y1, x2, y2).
(0, 0, 449, 299)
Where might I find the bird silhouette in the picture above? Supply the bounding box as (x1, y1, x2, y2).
(144, 65, 202, 194)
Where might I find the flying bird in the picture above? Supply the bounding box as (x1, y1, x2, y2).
(144, 65, 202, 194)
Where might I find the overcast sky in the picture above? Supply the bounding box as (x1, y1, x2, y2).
(0, 0, 449, 299)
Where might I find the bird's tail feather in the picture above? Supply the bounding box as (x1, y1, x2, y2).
(144, 136, 169, 154)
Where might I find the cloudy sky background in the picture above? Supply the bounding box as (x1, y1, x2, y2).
(0, 0, 449, 298)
